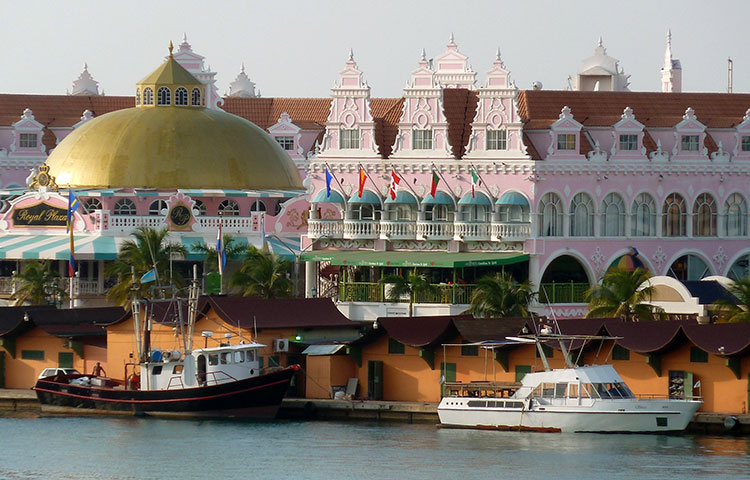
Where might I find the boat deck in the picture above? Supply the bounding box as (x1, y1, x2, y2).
(443, 381, 521, 398)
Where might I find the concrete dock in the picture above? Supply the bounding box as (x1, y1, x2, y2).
(2, 389, 747, 434)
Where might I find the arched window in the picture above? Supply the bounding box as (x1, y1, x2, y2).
(600, 193, 625, 237)
(148, 200, 168, 216)
(668, 254, 710, 281)
(157, 87, 171, 106)
(424, 204, 452, 222)
(728, 254, 750, 281)
(175, 87, 188, 106)
(143, 87, 154, 105)
(113, 199, 136, 215)
(83, 198, 102, 213)
(692, 193, 717, 237)
(218, 199, 239, 216)
(724, 193, 747, 237)
(191, 88, 201, 106)
(631, 193, 656, 237)
(135, 88, 141, 106)
(662, 193, 686, 237)
(193, 199, 206, 216)
(539, 193, 563, 237)
(570, 193, 593, 237)
(250, 200, 267, 212)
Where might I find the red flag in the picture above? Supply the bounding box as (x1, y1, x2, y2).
(430, 171, 440, 197)
(358, 167, 366, 197)
(389, 171, 401, 200)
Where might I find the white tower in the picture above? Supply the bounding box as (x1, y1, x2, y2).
(661, 30, 682, 93)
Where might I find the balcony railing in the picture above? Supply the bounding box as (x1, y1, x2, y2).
(538, 282, 589, 304)
(453, 221, 491, 241)
(0, 277, 106, 296)
(343, 219, 379, 239)
(97, 212, 265, 235)
(491, 222, 532, 240)
(308, 218, 344, 239)
(379, 220, 417, 240)
(338, 281, 475, 304)
(416, 221, 454, 240)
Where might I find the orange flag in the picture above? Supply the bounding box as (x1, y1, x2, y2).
(358, 167, 366, 197)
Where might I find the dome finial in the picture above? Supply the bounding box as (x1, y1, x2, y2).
(168, 41, 174, 57)
(420, 48, 427, 62)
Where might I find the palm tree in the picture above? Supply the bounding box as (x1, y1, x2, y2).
(191, 233, 245, 272)
(469, 271, 533, 318)
(585, 267, 666, 321)
(105, 226, 187, 306)
(230, 245, 293, 298)
(713, 278, 750, 323)
(380, 269, 438, 317)
(11, 261, 67, 306)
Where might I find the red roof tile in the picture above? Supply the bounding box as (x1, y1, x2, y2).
(371, 98, 403, 158)
(208, 296, 355, 329)
(442, 89, 478, 158)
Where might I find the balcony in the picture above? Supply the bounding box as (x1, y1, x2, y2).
(308, 218, 344, 239)
(416, 221, 454, 240)
(379, 220, 417, 240)
(97, 212, 265, 235)
(453, 221, 491, 242)
(538, 282, 589, 304)
(339, 281, 476, 304)
(343, 219, 379, 240)
(491, 222, 532, 241)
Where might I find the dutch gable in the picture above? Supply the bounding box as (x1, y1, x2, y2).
(609, 106, 646, 160)
(433, 34, 476, 89)
(10, 109, 46, 157)
(672, 107, 708, 159)
(545, 106, 584, 160)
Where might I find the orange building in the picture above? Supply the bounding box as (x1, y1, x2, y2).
(0, 306, 123, 388)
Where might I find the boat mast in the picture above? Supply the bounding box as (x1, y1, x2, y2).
(184, 264, 200, 354)
(130, 266, 145, 363)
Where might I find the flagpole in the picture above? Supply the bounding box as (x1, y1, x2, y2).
(217, 211, 224, 295)
(469, 163, 496, 202)
(390, 163, 420, 199)
(358, 163, 385, 208)
(431, 162, 459, 200)
(324, 162, 349, 207)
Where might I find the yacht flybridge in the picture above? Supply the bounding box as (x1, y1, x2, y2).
(438, 333, 702, 433)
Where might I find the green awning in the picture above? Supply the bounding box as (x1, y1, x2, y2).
(496, 192, 529, 206)
(348, 190, 381, 204)
(421, 191, 454, 205)
(458, 191, 492, 206)
(299, 250, 528, 268)
(384, 191, 418, 204)
(312, 189, 346, 203)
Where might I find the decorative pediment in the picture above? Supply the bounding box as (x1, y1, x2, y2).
(613, 107, 644, 132)
(73, 110, 95, 129)
(269, 112, 301, 134)
(433, 34, 476, 89)
(12, 109, 44, 131)
(674, 107, 706, 132)
(550, 106, 582, 132)
(407, 49, 436, 89)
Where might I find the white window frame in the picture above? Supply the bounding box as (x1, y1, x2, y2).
(556, 134, 576, 151)
(157, 87, 171, 106)
(619, 134, 638, 151)
(724, 193, 747, 237)
(175, 87, 188, 106)
(339, 129, 360, 149)
(275, 136, 294, 151)
(412, 129, 433, 150)
(19, 133, 37, 148)
(486, 129, 508, 150)
(631, 193, 656, 237)
(681, 135, 699, 152)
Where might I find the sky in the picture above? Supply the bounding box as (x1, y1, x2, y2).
(1, 0, 749, 98)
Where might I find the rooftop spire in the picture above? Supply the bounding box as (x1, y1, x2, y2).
(168, 41, 174, 57)
(348, 48, 355, 63)
(420, 48, 427, 62)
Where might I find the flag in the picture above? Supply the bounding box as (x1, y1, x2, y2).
(358, 167, 366, 198)
(68, 229, 76, 277)
(389, 170, 401, 200)
(694, 380, 701, 389)
(430, 171, 440, 197)
(260, 212, 266, 248)
(216, 221, 226, 276)
(67, 189, 80, 277)
(140, 268, 157, 284)
(325, 168, 333, 197)
(471, 169, 479, 198)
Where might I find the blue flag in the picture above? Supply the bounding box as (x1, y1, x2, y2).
(216, 222, 226, 276)
(140, 268, 157, 284)
(67, 189, 80, 233)
(325, 168, 333, 197)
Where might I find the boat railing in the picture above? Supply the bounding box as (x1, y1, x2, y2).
(443, 381, 521, 398)
(199, 371, 238, 386)
(636, 393, 703, 401)
(166, 376, 186, 390)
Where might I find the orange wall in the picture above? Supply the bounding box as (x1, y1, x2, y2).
(305, 355, 356, 398)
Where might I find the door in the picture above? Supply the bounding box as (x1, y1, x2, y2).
(367, 360, 383, 400)
(440, 362, 456, 397)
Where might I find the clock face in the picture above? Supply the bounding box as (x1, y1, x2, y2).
(169, 205, 192, 226)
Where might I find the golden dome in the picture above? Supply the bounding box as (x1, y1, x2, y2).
(46, 46, 302, 191)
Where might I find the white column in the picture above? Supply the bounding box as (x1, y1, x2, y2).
(304, 261, 317, 298)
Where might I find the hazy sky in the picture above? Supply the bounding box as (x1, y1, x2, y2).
(2, 0, 748, 98)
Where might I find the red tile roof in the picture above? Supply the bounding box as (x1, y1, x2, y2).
(442, 89, 478, 158)
(208, 296, 355, 329)
(371, 98, 404, 158)
(0, 94, 133, 127)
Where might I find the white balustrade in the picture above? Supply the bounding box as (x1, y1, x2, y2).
(78, 280, 101, 295)
(343, 219, 379, 239)
(308, 219, 343, 239)
(379, 220, 417, 240)
(491, 222, 532, 240)
(416, 221, 454, 240)
(108, 215, 165, 230)
(453, 221, 491, 241)
(0, 276, 14, 294)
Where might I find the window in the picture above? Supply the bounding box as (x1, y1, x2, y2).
(388, 338, 405, 354)
(631, 193, 656, 237)
(135, 88, 141, 106)
(245, 350, 256, 362)
(351, 204, 378, 221)
(539, 193, 563, 237)
(21, 350, 44, 360)
(157, 87, 171, 105)
(425, 204, 450, 222)
(208, 354, 219, 366)
(619, 134, 638, 151)
(601, 193, 625, 236)
(234, 351, 245, 363)
(269, 356, 280, 367)
(152, 365, 163, 375)
(681, 135, 699, 152)
(556, 134, 576, 150)
(143, 87, 154, 105)
(612, 344, 630, 361)
(193, 199, 206, 216)
(340, 129, 360, 149)
(19, 133, 37, 148)
(441, 362, 457, 383)
(113, 199, 136, 215)
(486, 129, 508, 150)
(461, 342, 478, 356)
(724, 193, 747, 237)
(220, 352, 231, 364)
(175, 87, 188, 106)
(250, 200, 266, 212)
(275, 136, 294, 150)
(668, 254, 710, 281)
(663, 193, 686, 237)
(690, 347, 708, 363)
(191, 88, 202, 106)
(570, 193, 594, 237)
(82, 198, 101, 213)
(412, 129, 433, 150)
(148, 200, 168, 216)
(692, 193, 717, 237)
(460, 204, 489, 223)
(514, 365, 531, 383)
(742, 136, 750, 152)
(218, 199, 239, 216)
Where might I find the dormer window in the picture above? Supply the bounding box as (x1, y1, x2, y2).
(157, 87, 171, 106)
(486, 130, 507, 150)
(143, 88, 154, 105)
(742, 136, 750, 152)
(413, 129, 433, 150)
(19, 133, 37, 148)
(191, 88, 201, 106)
(340, 129, 360, 149)
(175, 87, 188, 106)
(557, 134, 576, 150)
(681, 135, 699, 152)
(619, 134, 638, 151)
(275, 136, 294, 150)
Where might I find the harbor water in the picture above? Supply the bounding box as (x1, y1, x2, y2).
(1, 417, 749, 479)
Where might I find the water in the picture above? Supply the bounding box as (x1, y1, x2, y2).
(0, 418, 748, 480)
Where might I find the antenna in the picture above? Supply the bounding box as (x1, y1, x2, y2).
(728, 57, 733, 94)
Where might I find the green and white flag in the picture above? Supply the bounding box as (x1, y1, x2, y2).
(471, 169, 479, 198)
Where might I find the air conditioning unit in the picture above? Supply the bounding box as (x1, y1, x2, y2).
(274, 338, 289, 353)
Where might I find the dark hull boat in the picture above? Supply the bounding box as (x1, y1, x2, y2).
(34, 365, 298, 418)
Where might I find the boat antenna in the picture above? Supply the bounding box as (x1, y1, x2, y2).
(185, 264, 200, 353)
(253, 315, 258, 343)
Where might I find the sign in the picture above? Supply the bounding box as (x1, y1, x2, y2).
(12, 202, 68, 227)
(167, 203, 193, 231)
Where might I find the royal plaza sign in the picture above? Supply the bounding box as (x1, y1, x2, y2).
(12, 201, 68, 228)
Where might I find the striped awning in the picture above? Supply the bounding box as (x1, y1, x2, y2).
(1, 188, 304, 198)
